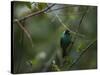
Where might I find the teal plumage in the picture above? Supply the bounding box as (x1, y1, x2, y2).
(60, 30, 71, 58)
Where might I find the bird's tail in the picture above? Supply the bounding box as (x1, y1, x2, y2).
(62, 48, 67, 58)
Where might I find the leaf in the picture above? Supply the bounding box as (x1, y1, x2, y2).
(38, 3, 48, 10)
(65, 56, 73, 65)
(24, 2, 32, 9)
(14, 1, 32, 9)
(76, 41, 86, 53)
(76, 43, 83, 52)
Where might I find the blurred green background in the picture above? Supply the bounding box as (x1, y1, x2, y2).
(12, 1, 97, 73)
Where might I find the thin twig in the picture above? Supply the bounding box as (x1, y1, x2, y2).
(72, 7, 89, 41)
(15, 19, 34, 47)
(67, 7, 90, 70)
(46, 6, 70, 13)
(70, 7, 89, 53)
(55, 14, 86, 38)
(46, 5, 80, 13)
(68, 39, 97, 70)
(42, 50, 57, 71)
(77, 7, 89, 32)
(13, 4, 55, 22)
(16, 20, 25, 73)
(55, 14, 70, 31)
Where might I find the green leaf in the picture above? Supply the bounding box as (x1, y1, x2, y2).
(24, 2, 32, 9)
(65, 56, 73, 65)
(76, 41, 86, 53)
(38, 3, 48, 10)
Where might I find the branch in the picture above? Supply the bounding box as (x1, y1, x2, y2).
(13, 4, 55, 22)
(68, 7, 89, 56)
(42, 53, 56, 71)
(15, 19, 34, 47)
(67, 8, 95, 70)
(77, 7, 89, 32)
(72, 7, 89, 41)
(46, 5, 82, 13)
(55, 14, 86, 38)
(55, 14, 70, 30)
(68, 39, 97, 70)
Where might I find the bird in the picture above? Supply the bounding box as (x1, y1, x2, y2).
(60, 30, 71, 58)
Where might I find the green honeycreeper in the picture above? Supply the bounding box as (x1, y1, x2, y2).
(60, 30, 71, 58)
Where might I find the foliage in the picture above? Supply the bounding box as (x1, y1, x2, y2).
(12, 1, 97, 73)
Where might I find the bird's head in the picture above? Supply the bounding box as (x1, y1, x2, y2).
(64, 30, 70, 35)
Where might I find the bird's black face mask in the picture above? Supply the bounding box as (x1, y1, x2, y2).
(65, 30, 70, 35)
